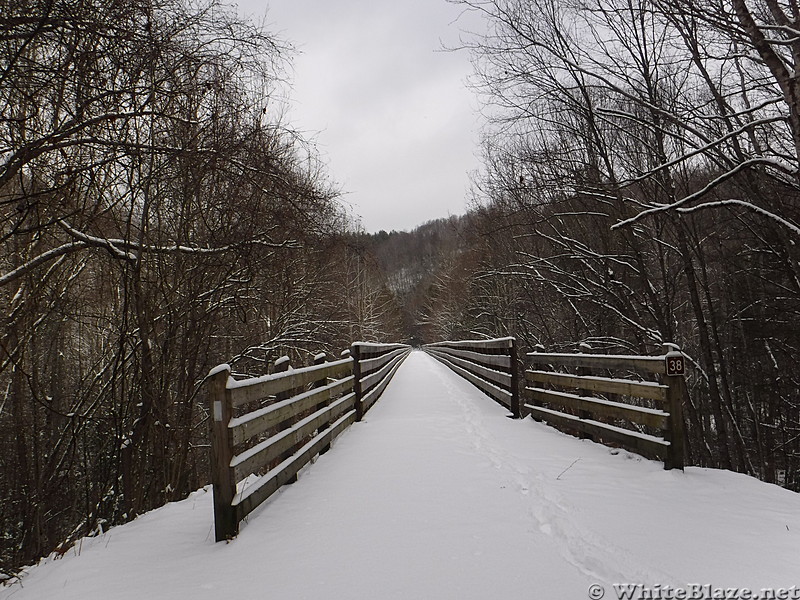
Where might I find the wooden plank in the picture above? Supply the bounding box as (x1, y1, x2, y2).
(358, 346, 407, 374)
(360, 349, 409, 394)
(430, 353, 511, 406)
(525, 370, 667, 402)
(361, 350, 409, 413)
(526, 352, 665, 374)
(231, 393, 354, 480)
(526, 387, 669, 429)
(353, 342, 409, 355)
(229, 375, 355, 445)
(229, 357, 353, 407)
(233, 410, 357, 521)
(424, 346, 511, 369)
(525, 405, 669, 460)
(426, 348, 511, 388)
(428, 337, 514, 350)
(428, 352, 512, 407)
(273, 357, 292, 402)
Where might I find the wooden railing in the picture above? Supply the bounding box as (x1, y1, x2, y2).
(424, 338, 521, 418)
(524, 344, 686, 470)
(208, 342, 411, 541)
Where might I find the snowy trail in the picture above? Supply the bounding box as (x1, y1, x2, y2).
(3, 351, 799, 599)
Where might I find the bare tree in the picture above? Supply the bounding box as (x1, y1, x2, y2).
(0, 0, 372, 575)
(442, 0, 800, 483)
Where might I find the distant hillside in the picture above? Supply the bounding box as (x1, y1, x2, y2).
(356, 215, 469, 343)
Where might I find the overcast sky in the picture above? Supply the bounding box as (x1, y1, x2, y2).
(235, 0, 484, 233)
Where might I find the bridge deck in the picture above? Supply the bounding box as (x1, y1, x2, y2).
(5, 351, 798, 599)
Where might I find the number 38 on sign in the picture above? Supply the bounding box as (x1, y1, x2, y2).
(665, 352, 685, 376)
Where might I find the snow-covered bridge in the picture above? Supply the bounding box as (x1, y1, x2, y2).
(2, 351, 798, 599)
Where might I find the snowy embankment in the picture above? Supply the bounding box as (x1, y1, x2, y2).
(3, 351, 798, 599)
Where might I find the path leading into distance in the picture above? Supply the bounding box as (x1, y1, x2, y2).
(3, 351, 797, 599)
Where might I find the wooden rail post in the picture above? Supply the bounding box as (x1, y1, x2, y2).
(351, 343, 363, 421)
(527, 347, 543, 422)
(510, 337, 521, 418)
(209, 364, 237, 541)
(576, 343, 594, 441)
(663, 344, 687, 471)
(313, 352, 332, 455)
(274, 355, 291, 397)
(274, 356, 298, 483)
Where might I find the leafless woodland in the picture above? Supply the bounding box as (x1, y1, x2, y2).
(2, 0, 800, 577)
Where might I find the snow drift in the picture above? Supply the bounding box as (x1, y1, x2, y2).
(3, 351, 797, 599)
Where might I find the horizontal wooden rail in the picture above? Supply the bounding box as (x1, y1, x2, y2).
(427, 337, 514, 350)
(525, 405, 670, 458)
(527, 352, 665, 374)
(231, 394, 355, 481)
(524, 345, 686, 470)
(428, 349, 513, 404)
(424, 337, 520, 418)
(525, 370, 668, 403)
(358, 347, 409, 391)
(209, 341, 411, 542)
(233, 411, 357, 522)
(362, 353, 407, 414)
(228, 358, 353, 408)
(431, 350, 512, 388)
(352, 343, 411, 419)
(229, 375, 355, 445)
(427, 346, 512, 370)
(525, 387, 668, 429)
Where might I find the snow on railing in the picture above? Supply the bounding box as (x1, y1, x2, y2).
(424, 338, 687, 471)
(208, 342, 411, 542)
(423, 338, 521, 418)
(524, 343, 687, 470)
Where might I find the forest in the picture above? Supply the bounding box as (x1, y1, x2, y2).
(2, 0, 799, 577)
(405, 0, 800, 491)
(0, 0, 405, 575)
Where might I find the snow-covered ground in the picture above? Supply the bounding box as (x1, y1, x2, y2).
(3, 351, 798, 599)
